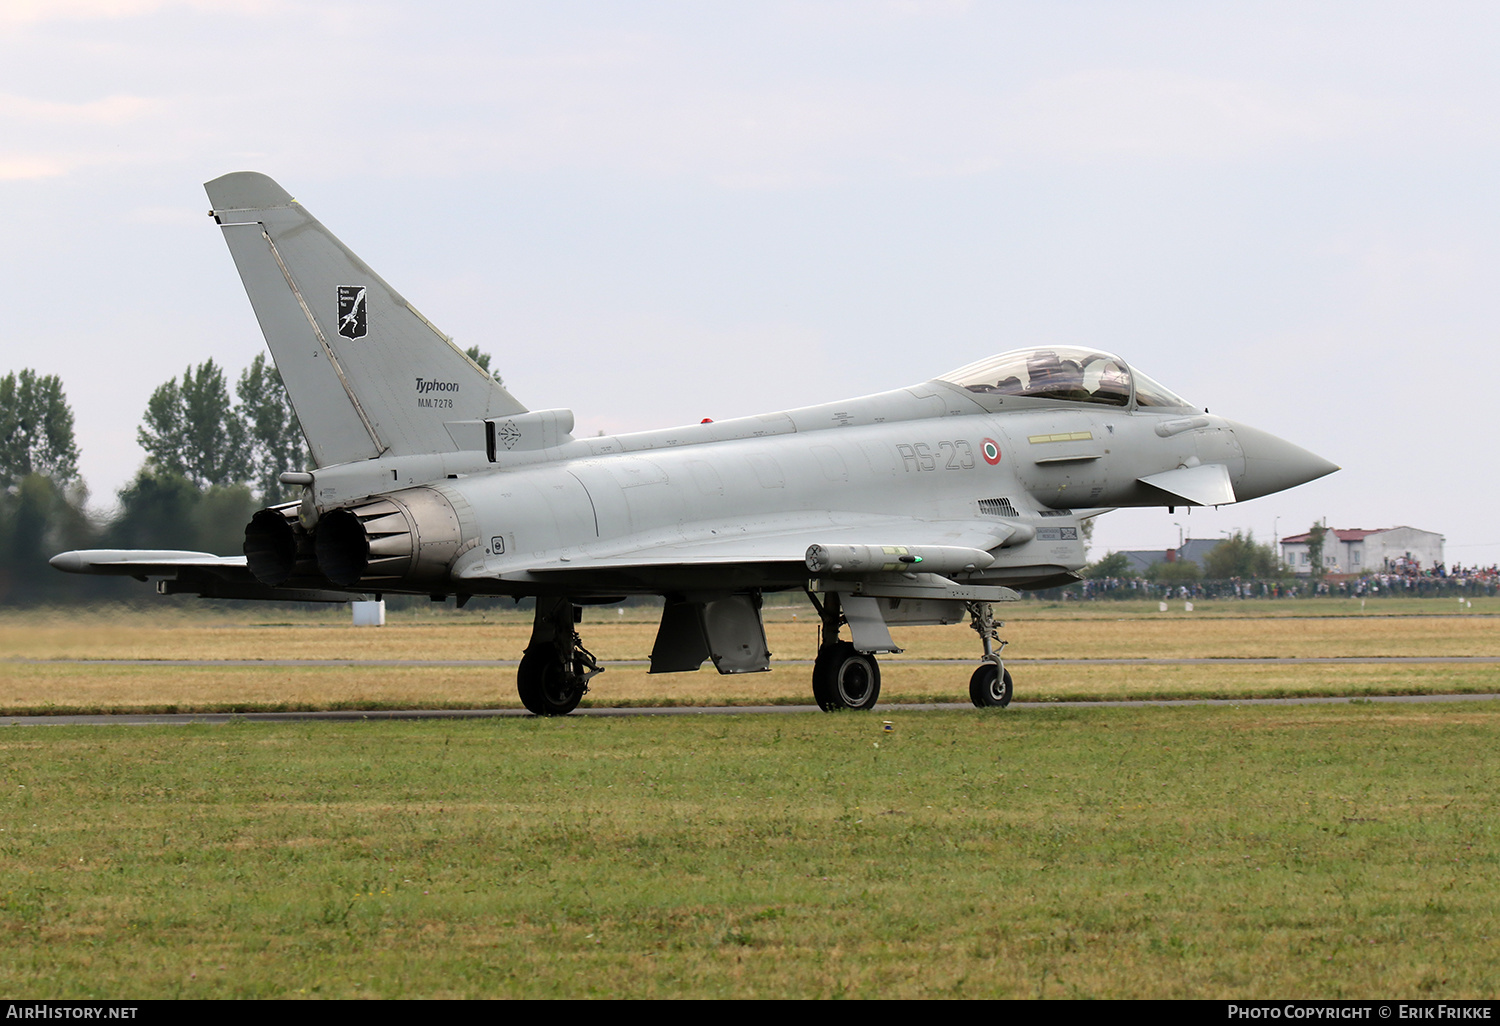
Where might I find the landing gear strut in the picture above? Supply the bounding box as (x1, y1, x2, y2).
(517, 597, 604, 716)
(967, 600, 1012, 708)
(805, 590, 881, 711)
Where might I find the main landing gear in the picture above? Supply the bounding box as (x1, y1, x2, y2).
(517, 597, 604, 716)
(806, 591, 881, 711)
(814, 641, 882, 711)
(966, 600, 1012, 708)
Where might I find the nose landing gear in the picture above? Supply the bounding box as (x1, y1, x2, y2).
(803, 592, 1014, 710)
(966, 600, 1012, 708)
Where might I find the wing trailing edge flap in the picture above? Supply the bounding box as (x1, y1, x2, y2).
(1137, 463, 1237, 507)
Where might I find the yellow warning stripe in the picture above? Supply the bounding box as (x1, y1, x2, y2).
(1028, 431, 1094, 444)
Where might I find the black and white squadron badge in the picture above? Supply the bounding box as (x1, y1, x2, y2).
(337, 286, 368, 339)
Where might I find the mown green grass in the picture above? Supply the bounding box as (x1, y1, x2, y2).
(2, 703, 1496, 998)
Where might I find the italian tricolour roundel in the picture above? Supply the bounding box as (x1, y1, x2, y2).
(981, 438, 1002, 465)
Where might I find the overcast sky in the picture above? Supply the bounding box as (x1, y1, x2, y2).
(3, 1, 1496, 566)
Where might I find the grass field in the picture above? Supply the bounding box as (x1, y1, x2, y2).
(2, 704, 1496, 998)
(1, 602, 1497, 714)
(2, 601, 1497, 998)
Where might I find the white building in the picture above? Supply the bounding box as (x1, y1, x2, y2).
(1280, 527, 1445, 576)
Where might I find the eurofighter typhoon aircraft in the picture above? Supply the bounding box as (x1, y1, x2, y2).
(52, 173, 1338, 714)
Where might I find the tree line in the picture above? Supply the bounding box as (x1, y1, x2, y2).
(2, 347, 501, 606)
(1, 357, 307, 604)
(1085, 530, 1287, 585)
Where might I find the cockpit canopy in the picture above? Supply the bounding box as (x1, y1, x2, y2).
(938, 346, 1192, 409)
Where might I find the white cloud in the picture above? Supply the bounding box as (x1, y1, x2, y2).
(317, 59, 1389, 184)
(0, 95, 169, 180)
(123, 205, 207, 226)
(478, 309, 837, 437)
(985, 69, 1370, 162)
(0, 155, 69, 180)
(0, 93, 156, 124)
(0, 0, 279, 26)
(778, 0, 974, 30)
(0, 0, 169, 22)
(0, 8, 1453, 189)
(881, 0, 973, 15)
(1320, 237, 1476, 296)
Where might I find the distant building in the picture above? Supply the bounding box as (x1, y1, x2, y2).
(1176, 538, 1221, 569)
(1279, 527, 1445, 576)
(1118, 549, 1170, 575)
(1115, 538, 1218, 575)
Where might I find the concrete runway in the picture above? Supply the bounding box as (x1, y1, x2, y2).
(5, 692, 1498, 727)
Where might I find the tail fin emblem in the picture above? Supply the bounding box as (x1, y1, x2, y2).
(337, 286, 368, 339)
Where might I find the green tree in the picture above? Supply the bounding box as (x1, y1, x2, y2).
(0, 370, 80, 489)
(464, 345, 505, 385)
(1146, 559, 1201, 585)
(1306, 523, 1327, 581)
(237, 353, 310, 503)
(1203, 530, 1283, 579)
(0, 473, 96, 605)
(137, 360, 250, 488)
(108, 471, 202, 550)
(108, 469, 256, 556)
(194, 482, 259, 555)
(1086, 551, 1132, 578)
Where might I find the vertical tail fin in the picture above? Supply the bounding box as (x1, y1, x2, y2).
(205, 172, 527, 467)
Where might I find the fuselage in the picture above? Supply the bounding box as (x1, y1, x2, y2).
(283, 361, 1335, 599)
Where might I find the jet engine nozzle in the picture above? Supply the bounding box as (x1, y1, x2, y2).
(243, 502, 321, 587)
(312, 488, 470, 589)
(1227, 422, 1339, 502)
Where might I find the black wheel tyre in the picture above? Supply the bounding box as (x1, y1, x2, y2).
(516, 649, 548, 715)
(812, 641, 881, 711)
(969, 663, 1013, 708)
(517, 648, 583, 716)
(811, 646, 838, 710)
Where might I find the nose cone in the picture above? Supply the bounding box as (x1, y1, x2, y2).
(1228, 422, 1339, 501)
(49, 551, 85, 573)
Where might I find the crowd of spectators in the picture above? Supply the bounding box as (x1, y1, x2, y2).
(1347, 561, 1500, 597)
(1040, 563, 1500, 602)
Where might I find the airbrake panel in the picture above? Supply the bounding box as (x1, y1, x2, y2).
(649, 595, 771, 675)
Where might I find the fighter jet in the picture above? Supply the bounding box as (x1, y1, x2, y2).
(51, 173, 1338, 714)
